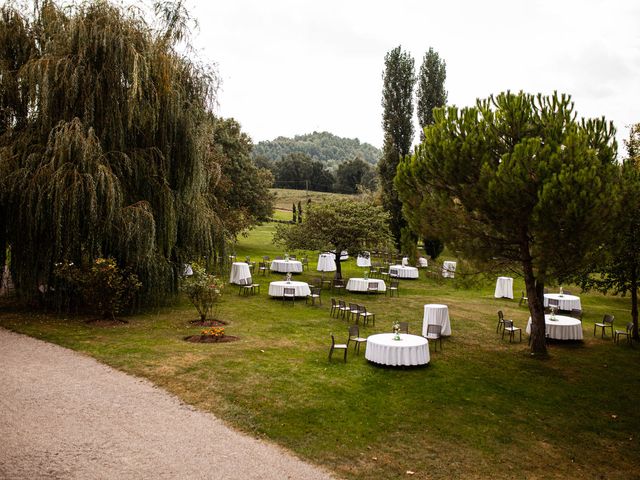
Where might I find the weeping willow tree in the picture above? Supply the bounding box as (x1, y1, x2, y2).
(0, 0, 227, 305)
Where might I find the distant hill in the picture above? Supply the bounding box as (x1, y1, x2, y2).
(252, 131, 381, 168)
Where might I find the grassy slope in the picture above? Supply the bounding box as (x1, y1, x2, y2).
(1, 224, 639, 479)
(270, 188, 352, 211)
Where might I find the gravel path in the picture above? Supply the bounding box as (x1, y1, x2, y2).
(0, 328, 335, 480)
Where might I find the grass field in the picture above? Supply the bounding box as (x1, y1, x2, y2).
(270, 188, 353, 211)
(1, 223, 639, 479)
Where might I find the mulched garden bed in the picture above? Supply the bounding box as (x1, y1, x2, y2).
(183, 335, 239, 343)
(85, 318, 129, 327)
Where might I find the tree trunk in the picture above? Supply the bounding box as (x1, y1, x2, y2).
(522, 258, 547, 355)
(631, 275, 639, 341)
(335, 257, 342, 279)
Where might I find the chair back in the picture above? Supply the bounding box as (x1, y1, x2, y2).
(334, 278, 345, 287)
(310, 286, 321, 296)
(263, 255, 270, 261)
(390, 268, 399, 277)
(391, 279, 399, 288)
(548, 298, 559, 308)
(426, 324, 442, 336)
(349, 324, 360, 338)
(570, 308, 583, 319)
(289, 255, 296, 260)
(349, 303, 360, 313)
(283, 287, 295, 297)
(603, 314, 615, 325)
(245, 256, 251, 263)
(275, 255, 283, 260)
(503, 320, 514, 329)
(497, 310, 504, 320)
(562, 289, 572, 295)
(338, 299, 346, 308)
(399, 321, 409, 334)
(367, 282, 378, 292)
(627, 322, 634, 333)
(331, 298, 337, 307)
(330, 333, 336, 347)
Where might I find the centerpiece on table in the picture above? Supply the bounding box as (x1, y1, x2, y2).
(550, 306, 558, 321)
(364, 270, 369, 280)
(392, 321, 401, 340)
(286, 272, 292, 284)
(284, 253, 289, 261)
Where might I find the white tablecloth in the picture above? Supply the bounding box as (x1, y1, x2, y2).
(327, 250, 349, 261)
(543, 293, 582, 311)
(365, 333, 430, 366)
(270, 260, 303, 273)
(442, 261, 457, 278)
(494, 276, 514, 299)
(389, 265, 419, 279)
(229, 262, 252, 285)
(268, 281, 311, 297)
(418, 257, 428, 267)
(317, 253, 337, 272)
(526, 314, 583, 340)
(346, 278, 386, 293)
(422, 304, 452, 336)
(356, 253, 371, 267)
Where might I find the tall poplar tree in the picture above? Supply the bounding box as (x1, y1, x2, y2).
(378, 46, 415, 249)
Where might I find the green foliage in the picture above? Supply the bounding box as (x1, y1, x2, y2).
(53, 258, 141, 319)
(179, 263, 224, 321)
(397, 91, 619, 353)
(423, 237, 444, 260)
(417, 47, 448, 136)
(273, 199, 392, 276)
(334, 157, 377, 194)
(273, 152, 335, 192)
(252, 131, 381, 168)
(292, 203, 297, 222)
(379, 46, 415, 249)
(297, 201, 303, 223)
(0, 2, 241, 305)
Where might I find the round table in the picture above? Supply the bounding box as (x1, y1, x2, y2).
(356, 253, 371, 267)
(268, 281, 311, 297)
(229, 262, 252, 285)
(389, 265, 419, 279)
(442, 261, 457, 278)
(422, 304, 452, 336)
(365, 333, 430, 366)
(346, 278, 386, 293)
(317, 253, 337, 272)
(494, 276, 514, 299)
(543, 293, 582, 311)
(526, 314, 583, 340)
(270, 260, 303, 273)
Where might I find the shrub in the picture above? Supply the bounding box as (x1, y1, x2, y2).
(180, 263, 224, 321)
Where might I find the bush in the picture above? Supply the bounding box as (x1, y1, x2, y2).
(180, 263, 224, 321)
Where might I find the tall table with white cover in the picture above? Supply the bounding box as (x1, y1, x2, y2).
(356, 252, 371, 267)
(268, 281, 311, 297)
(442, 261, 457, 278)
(270, 260, 303, 273)
(317, 253, 337, 272)
(346, 278, 386, 293)
(543, 293, 582, 311)
(229, 262, 252, 285)
(422, 304, 452, 336)
(365, 333, 430, 366)
(389, 265, 419, 279)
(526, 314, 583, 340)
(494, 276, 514, 299)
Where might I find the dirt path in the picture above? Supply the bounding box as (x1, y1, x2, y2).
(0, 328, 335, 479)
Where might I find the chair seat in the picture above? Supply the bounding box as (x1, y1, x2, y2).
(334, 343, 348, 349)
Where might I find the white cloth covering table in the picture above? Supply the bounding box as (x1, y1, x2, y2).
(270, 260, 303, 273)
(526, 314, 583, 340)
(346, 278, 386, 293)
(317, 253, 337, 272)
(417, 257, 428, 267)
(365, 333, 430, 366)
(494, 276, 514, 299)
(389, 265, 419, 279)
(543, 293, 582, 311)
(442, 261, 457, 278)
(356, 253, 371, 267)
(229, 262, 252, 285)
(268, 281, 311, 297)
(422, 304, 452, 336)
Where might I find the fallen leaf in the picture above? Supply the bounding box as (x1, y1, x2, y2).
(406, 471, 415, 475)
(372, 457, 378, 461)
(611, 414, 618, 419)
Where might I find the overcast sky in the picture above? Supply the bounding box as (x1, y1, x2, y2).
(185, 0, 640, 152)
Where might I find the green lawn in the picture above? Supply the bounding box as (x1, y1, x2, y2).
(1, 224, 639, 479)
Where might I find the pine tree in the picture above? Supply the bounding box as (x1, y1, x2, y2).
(417, 48, 447, 139)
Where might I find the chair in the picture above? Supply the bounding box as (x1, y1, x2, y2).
(348, 303, 362, 323)
(502, 320, 522, 342)
(519, 291, 528, 307)
(258, 261, 269, 276)
(398, 321, 409, 334)
(275, 255, 283, 260)
(301, 257, 309, 270)
(249, 277, 260, 295)
(614, 322, 633, 345)
(367, 281, 379, 295)
(238, 277, 254, 296)
(369, 262, 380, 278)
(347, 325, 367, 354)
(569, 308, 583, 320)
(306, 286, 322, 306)
(320, 272, 332, 290)
(330, 298, 338, 317)
(282, 287, 296, 305)
(387, 279, 399, 297)
(338, 299, 351, 319)
(329, 333, 348, 362)
(262, 255, 270, 262)
(425, 324, 442, 351)
(389, 267, 399, 279)
(332, 278, 346, 294)
(359, 305, 375, 327)
(379, 266, 389, 280)
(311, 277, 322, 289)
(496, 310, 507, 333)
(594, 314, 615, 338)
(562, 288, 572, 295)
